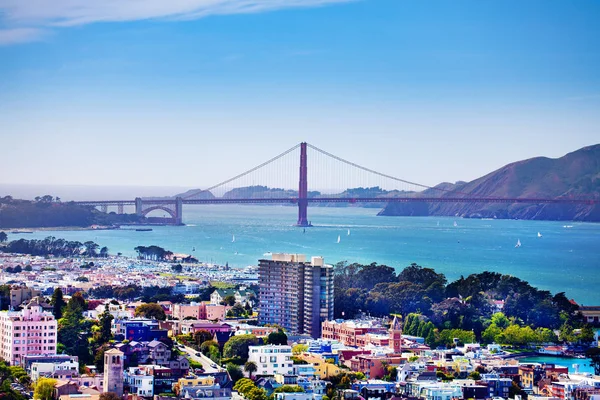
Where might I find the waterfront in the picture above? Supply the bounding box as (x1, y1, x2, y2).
(519, 356, 595, 374)
(5, 204, 600, 304)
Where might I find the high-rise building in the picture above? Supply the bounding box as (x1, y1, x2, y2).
(0, 297, 58, 366)
(258, 253, 333, 338)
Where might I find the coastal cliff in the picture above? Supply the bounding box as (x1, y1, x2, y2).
(378, 144, 600, 222)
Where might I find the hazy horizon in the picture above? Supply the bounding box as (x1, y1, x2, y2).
(2, 0, 599, 189)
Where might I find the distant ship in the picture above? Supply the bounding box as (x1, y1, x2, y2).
(537, 232, 542, 238)
(232, 234, 235, 243)
(135, 228, 152, 232)
(453, 221, 458, 227)
(337, 235, 341, 244)
(515, 239, 522, 248)
(347, 229, 351, 236)
(192, 247, 196, 251)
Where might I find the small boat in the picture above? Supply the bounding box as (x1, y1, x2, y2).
(537, 232, 542, 238)
(515, 239, 521, 248)
(347, 229, 351, 236)
(453, 221, 458, 227)
(135, 228, 152, 232)
(232, 235, 235, 243)
(337, 235, 341, 244)
(192, 247, 196, 252)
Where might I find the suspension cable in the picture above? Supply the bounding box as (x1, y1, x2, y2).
(183, 143, 302, 199)
(307, 143, 474, 196)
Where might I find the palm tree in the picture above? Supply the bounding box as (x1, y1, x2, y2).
(244, 361, 257, 380)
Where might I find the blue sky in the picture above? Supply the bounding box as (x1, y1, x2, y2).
(1, 0, 599, 192)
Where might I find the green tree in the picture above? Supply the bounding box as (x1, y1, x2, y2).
(172, 264, 183, 273)
(482, 324, 503, 344)
(468, 371, 481, 380)
(221, 295, 236, 306)
(50, 288, 66, 319)
(194, 330, 214, 346)
(578, 325, 595, 344)
(244, 361, 258, 379)
(292, 344, 308, 354)
(134, 303, 166, 320)
(223, 334, 260, 360)
(586, 347, 600, 375)
(266, 330, 288, 345)
(97, 308, 114, 345)
(0, 231, 7, 243)
(491, 312, 511, 329)
(34, 377, 56, 400)
(227, 363, 244, 384)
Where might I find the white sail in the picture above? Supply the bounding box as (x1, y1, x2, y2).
(515, 239, 521, 248)
(537, 232, 542, 238)
(453, 221, 458, 227)
(232, 235, 235, 243)
(347, 229, 351, 236)
(337, 235, 341, 244)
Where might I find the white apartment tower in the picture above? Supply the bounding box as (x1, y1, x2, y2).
(258, 254, 334, 338)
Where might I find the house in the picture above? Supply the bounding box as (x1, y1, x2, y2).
(248, 345, 294, 376)
(210, 287, 256, 306)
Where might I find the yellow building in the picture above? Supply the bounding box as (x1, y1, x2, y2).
(298, 353, 342, 379)
(174, 375, 215, 394)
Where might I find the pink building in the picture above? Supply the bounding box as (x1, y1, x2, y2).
(172, 303, 230, 321)
(0, 297, 58, 366)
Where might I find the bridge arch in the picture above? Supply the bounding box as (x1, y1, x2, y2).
(140, 206, 177, 219)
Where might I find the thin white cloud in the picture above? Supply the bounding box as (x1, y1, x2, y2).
(0, 0, 355, 28)
(0, 27, 47, 45)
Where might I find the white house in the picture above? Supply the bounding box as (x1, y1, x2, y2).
(31, 359, 79, 381)
(248, 345, 293, 376)
(124, 367, 154, 397)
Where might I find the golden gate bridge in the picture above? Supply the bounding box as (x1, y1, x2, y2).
(74, 142, 599, 225)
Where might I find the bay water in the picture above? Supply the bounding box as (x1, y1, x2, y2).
(6, 205, 600, 304)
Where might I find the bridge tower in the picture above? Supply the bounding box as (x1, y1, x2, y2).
(175, 197, 183, 225)
(135, 197, 143, 217)
(296, 142, 311, 227)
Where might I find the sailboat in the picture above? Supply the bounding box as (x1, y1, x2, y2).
(515, 239, 522, 248)
(437, 221, 440, 227)
(337, 235, 341, 244)
(231, 235, 235, 243)
(192, 247, 196, 252)
(347, 229, 351, 236)
(537, 232, 542, 238)
(453, 221, 458, 227)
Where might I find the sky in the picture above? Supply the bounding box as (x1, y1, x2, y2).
(1, 0, 599, 195)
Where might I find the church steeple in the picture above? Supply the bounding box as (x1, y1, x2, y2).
(389, 315, 402, 353)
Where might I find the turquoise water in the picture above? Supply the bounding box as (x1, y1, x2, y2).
(519, 356, 595, 374)
(6, 205, 600, 304)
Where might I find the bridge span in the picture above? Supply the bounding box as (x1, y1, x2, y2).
(73, 142, 599, 226)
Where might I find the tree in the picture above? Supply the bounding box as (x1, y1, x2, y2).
(34, 377, 56, 400)
(227, 363, 244, 383)
(99, 392, 122, 400)
(67, 292, 86, 313)
(468, 371, 481, 380)
(24, 265, 32, 272)
(51, 288, 66, 320)
(194, 330, 213, 346)
(244, 361, 258, 380)
(221, 295, 236, 306)
(172, 264, 183, 273)
(491, 312, 511, 329)
(586, 347, 600, 375)
(578, 325, 595, 344)
(223, 334, 260, 360)
(134, 303, 166, 320)
(266, 330, 288, 345)
(98, 308, 114, 345)
(99, 247, 109, 258)
(292, 344, 308, 354)
(0, 231, 7, 243)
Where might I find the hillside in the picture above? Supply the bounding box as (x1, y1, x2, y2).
(379, 144, 600, 221)
(0, 196, 146, 228)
